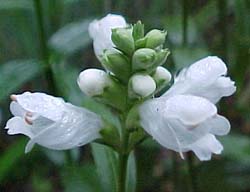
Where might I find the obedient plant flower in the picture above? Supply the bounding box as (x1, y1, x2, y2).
(88, 14, 127, 58)
(139, 56, 236, 160)
(5, 92, 103, 153)
(5, 14, 236, 163)
(162, 56, 236, 103)
(86, 15, 236, 161)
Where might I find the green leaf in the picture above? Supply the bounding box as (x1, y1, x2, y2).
(62, 164, 101, 192)
(49, 19, 92, 55)
(91, 143, 119, 192)
(0, 138, 27, 182)
(0, 59, 43, 102)
(0, 0, 32, 10)
(126, 152, 136, 192)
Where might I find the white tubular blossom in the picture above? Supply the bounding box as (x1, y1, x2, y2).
(88, 14, 127, 58)
(5, 92, 103, 153)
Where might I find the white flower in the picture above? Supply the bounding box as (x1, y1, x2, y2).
(139, 56, 236, 161)
(163, 56, 236, 103)
(88, 14, 127, 58)
(5, 92, 103, 153)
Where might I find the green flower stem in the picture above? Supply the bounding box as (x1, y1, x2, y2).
(33, 0, 56, 94)
(118, 114, 130, 192)
(118, 149, 129, 192)
(187, 152, 197, 192)
(182, 0, 188, 46)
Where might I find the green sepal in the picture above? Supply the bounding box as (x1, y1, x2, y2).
(147, 49, 170, 73)
(132, 48, 157, 71)
(145, 29, 167, 49)
(135, 37, 147, 49)
(125, 104, 148, 150)
(101, 49, 131, 84)
(125, 104, 141, 131)
(132, 20, 144, 41)
(128, 128, 147, 151)
(111, 27, 135, 56)
(98, 120, 121, 151)
(94, 75, 127, 112)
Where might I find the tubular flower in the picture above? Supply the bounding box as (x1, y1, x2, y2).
(88, 14, 127, 58)
(5, 92, 103, 153)
(139, 56, 236, 161)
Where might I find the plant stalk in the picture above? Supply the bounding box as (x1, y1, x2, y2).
(117, 113, 130, 192)
(182, 0, 188, 46)
(33, 0, 56, 94)
(187, 152, 197, 192)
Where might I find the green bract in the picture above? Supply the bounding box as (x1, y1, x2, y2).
(111, 27, 135, 56)
(101, 49, 131, 83)
(145, 29, 167, 48)
(132, 48, 156, 71)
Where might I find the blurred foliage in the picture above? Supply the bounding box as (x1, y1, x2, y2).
(0, 0, 250, 192)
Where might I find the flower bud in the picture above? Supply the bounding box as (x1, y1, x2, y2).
(132, 48, 156, 71)
(155, 49, 170, 66)
(145, 29, 167, 49)
(101, 49, 131, 83)
(78, 69, 127, 111)
(132, 20, 144, 41)
(78, 69, 111, 97)
(153, 66, 172, 93)
(145, 49, 170, 73)
(129, 73, 156, 98)
(111, 28, 135, 56)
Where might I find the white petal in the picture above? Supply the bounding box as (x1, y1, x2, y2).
(15, 92, 65, 121)
(10, 101, 26, 117)
(5, 117, 34, 138)
(160, 95, 217, 126)
(184, 134, 223, 161)
(28, 103, 102, 150)
(139, 95, 228, 160)
(209, 115, 230, 136)
(186, 56, 227, 85)
(163, 56, 236, 103)
(88, 14, 127, 58)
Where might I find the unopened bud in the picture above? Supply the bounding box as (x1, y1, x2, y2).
(153, 66, 172, 92)
(151, 49, 170, 70)
(132, 20, 144, 41)
(111, 28, 135, 56)
(101, 49, 130, 83)
(129, 74, 156, 98)
(78, 69, 127, 111)
(132, 48, 156, 71)
(77, 69, 111, 97)
(145, 29, 167, 49)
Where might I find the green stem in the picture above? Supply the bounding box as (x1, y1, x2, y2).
(172, 152, 179, 192)
(217, 0, 228, 62)
(33, 0, 56, 94)
(187, 152, 197, 192)
(118, 152, 129, 192)
(117, 114, 130, 192)
(182, 0, 188, 46)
